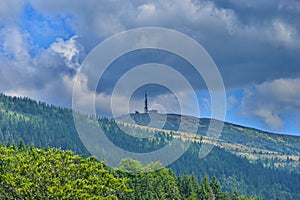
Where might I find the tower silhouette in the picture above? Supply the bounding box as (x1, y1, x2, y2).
(144, 90, 148, 113)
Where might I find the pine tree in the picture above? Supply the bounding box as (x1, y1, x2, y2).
(210, 176, 222, 199)
(198, 175, 213, 200)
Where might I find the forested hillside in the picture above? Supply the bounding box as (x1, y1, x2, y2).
(0, 93, 300, 199)
(117, 113, 300, 173)
(0, 93, 88, 155)
(0, 144, 257, 199)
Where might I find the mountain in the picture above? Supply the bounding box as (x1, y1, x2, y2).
(116, 113, 300, 199)
(116, 113, 300, 173)
(1, 93, 300, 199)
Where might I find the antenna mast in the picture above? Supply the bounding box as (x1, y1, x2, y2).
(144, 90, 148, 113)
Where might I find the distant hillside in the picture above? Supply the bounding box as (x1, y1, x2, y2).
(0, 93, 88, 155)
(117, 113, 300, 173)
(1, 93, 300, 199)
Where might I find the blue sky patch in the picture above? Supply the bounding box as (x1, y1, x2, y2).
(21, 4, 74, 54)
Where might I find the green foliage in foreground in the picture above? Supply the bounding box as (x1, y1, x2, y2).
(0, 145, 258, 200)
(0, 145, 130, 199)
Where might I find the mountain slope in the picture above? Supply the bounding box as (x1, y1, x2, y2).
(116, 113, 300, 172)
(1, 93, 300, 199)
(117, 112, 300, 155)
(0, 93, 88, 155)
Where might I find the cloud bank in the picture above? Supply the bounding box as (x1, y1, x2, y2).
(242, 78, 300, 131)
(0, 0, 299, 133)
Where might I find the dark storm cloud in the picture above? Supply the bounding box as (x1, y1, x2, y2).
(204, 0, 300, 87)
(27, 0, 300, 92)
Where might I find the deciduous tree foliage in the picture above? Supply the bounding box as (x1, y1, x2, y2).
(0, 145, 130, 199)
(0, 144, 259, 200)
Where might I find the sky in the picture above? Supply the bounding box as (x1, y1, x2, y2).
(0, 0, 300, 136)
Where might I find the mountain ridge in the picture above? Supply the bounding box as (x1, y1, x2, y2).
(116, 112, 300, 171)
(117, 112, 300, 138)
(1, 93, 300, 199)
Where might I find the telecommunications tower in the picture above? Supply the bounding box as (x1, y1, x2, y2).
(144, 90, 148, 113)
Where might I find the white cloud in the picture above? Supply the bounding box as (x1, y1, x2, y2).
(255, 108, 284, 130)
(0, 26, 34, 91)
(279, 0, 300, 13)
(270, 20, 299, 47)
(138, 3, 156, 16)
(5, 73, 76, 107)
(200, 98, 211, 115)
(72, 73, 136, 116)
(0, 25, 30, 61)
(227, 95, 238, 110)
(0, 0, 25, 24)
(241, 78, 300, 130)
(0, 26, 84, 107)
(151, 93, 181, 114)
(50, 36, 83, 69)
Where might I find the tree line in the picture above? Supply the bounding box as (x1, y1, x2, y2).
(0, 143, 258, 200)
